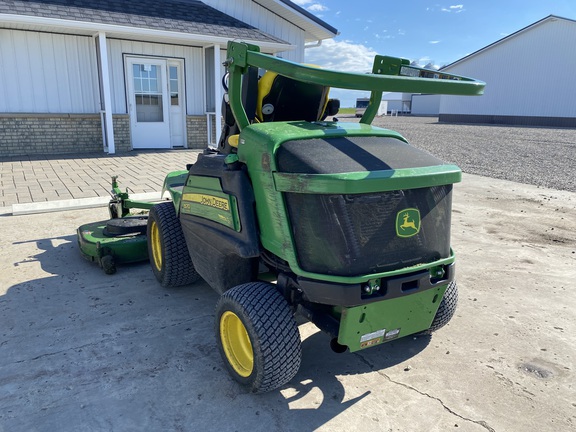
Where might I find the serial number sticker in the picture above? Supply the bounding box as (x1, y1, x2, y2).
(360, 329, 386, 343)
(385, 328, 401, 340)
(183, 193, 230, 211)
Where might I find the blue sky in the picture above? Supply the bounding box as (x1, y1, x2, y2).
(294, 0, 576, 106)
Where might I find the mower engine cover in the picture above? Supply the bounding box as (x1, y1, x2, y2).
(236, 120, 460, 282)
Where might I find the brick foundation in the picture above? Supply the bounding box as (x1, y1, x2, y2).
(112, 115, 131, 152)
(186, 115, 208, 149)
(0, 113, 134, 157)
(0, 114, 102, 157)
(0, 113, 210, 157)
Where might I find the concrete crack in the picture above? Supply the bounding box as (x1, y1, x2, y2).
(13, 341, 106, 365)
(355, 353, 496, 432)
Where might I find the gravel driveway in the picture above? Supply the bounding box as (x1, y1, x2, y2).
(343, 115, 576, 193)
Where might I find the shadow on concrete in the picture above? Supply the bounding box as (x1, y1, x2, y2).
(1, 233, 431, 431)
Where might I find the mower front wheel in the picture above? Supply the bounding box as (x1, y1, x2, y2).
(147, 202, 200, 288)
(100, 255, 116, 275)
(215, 282, 302, 393)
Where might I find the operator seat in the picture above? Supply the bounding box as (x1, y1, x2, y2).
(256, 71, 339, 123)
(217, 68, 340, 154)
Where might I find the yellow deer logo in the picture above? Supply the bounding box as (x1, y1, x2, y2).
(400, 212, 417, 231)
(396, 208, 420, 238)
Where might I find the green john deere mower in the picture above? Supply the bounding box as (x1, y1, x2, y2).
(79, 41, 485, 393)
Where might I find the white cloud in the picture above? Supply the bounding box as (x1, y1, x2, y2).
(442, 4, 465, 13)
(308, 4, 328, 12)
(412, 57, 441, 69)
(429, 40, 441, 44)
(291, 0, 328, 13)
(304, 38, 377, 73)
(303, 39, 378, 106)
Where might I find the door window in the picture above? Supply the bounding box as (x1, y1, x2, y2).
(169, 65, 179, 106)
(133, 64, 164, 122)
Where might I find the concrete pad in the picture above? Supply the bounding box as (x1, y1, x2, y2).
(0, 174, 575, 432)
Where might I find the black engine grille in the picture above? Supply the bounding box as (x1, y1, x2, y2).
(284, 185, 453, 276)
(277, 135, 455, 277)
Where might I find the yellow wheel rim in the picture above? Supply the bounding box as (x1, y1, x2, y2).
(220, 311, 253, 377)
(150, 220, 163, 272)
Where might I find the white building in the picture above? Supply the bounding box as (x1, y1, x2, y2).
(0, 0, 337, 157)
(411, 94, 441, 116)
(440, 15, 576, 127)
(382, 92, 412, 114)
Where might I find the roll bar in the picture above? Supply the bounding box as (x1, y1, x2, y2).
(223, 41, 485, 129)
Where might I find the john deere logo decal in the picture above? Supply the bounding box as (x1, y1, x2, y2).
(396, 208, 421, 238)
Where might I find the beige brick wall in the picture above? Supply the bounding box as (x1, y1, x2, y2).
(0, 113, 211, 157)
(112, 115, 131, 152)
(0, 114, 133, 157)
(0, 114, 103, 157)
(186, 115, 208, 149)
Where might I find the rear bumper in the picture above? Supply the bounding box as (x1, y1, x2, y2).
(298, 262, 455, 307)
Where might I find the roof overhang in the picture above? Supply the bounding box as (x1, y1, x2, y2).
(254, 0, 338, 42)
(0, 13, 295, 52)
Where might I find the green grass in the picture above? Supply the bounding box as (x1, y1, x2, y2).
(338, 107, 355, 114)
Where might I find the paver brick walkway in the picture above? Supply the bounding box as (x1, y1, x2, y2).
(0, 149, 201, 209)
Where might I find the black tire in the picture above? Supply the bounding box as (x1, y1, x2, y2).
(421, 281, 458, 335)
(215, 282, 302, 393)
(101, 255, 116, 275)
(147, 202, 200, 287)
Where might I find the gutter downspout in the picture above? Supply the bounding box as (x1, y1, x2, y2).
(97, 32, 116, 154)
(214, 44, 222, 146)
(304, 40, 322, 49)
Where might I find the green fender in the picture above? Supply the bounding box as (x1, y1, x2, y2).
(161, 170, 189, 214)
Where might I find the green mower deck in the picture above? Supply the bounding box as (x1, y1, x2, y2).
(77, 216, 149, 275)
(76, 173, 188, 274)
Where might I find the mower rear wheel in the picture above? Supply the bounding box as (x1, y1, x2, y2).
(147, 202, 200, 288)
(421, 281, 459, 334)
(215, 282, 302, 393)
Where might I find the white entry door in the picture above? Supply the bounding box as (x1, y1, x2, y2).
(127, 57, 171, 149)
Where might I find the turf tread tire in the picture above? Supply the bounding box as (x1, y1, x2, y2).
(215, 282, 302, 393)
(422, 281, 458, 334)
(147, 202, 200, 288)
